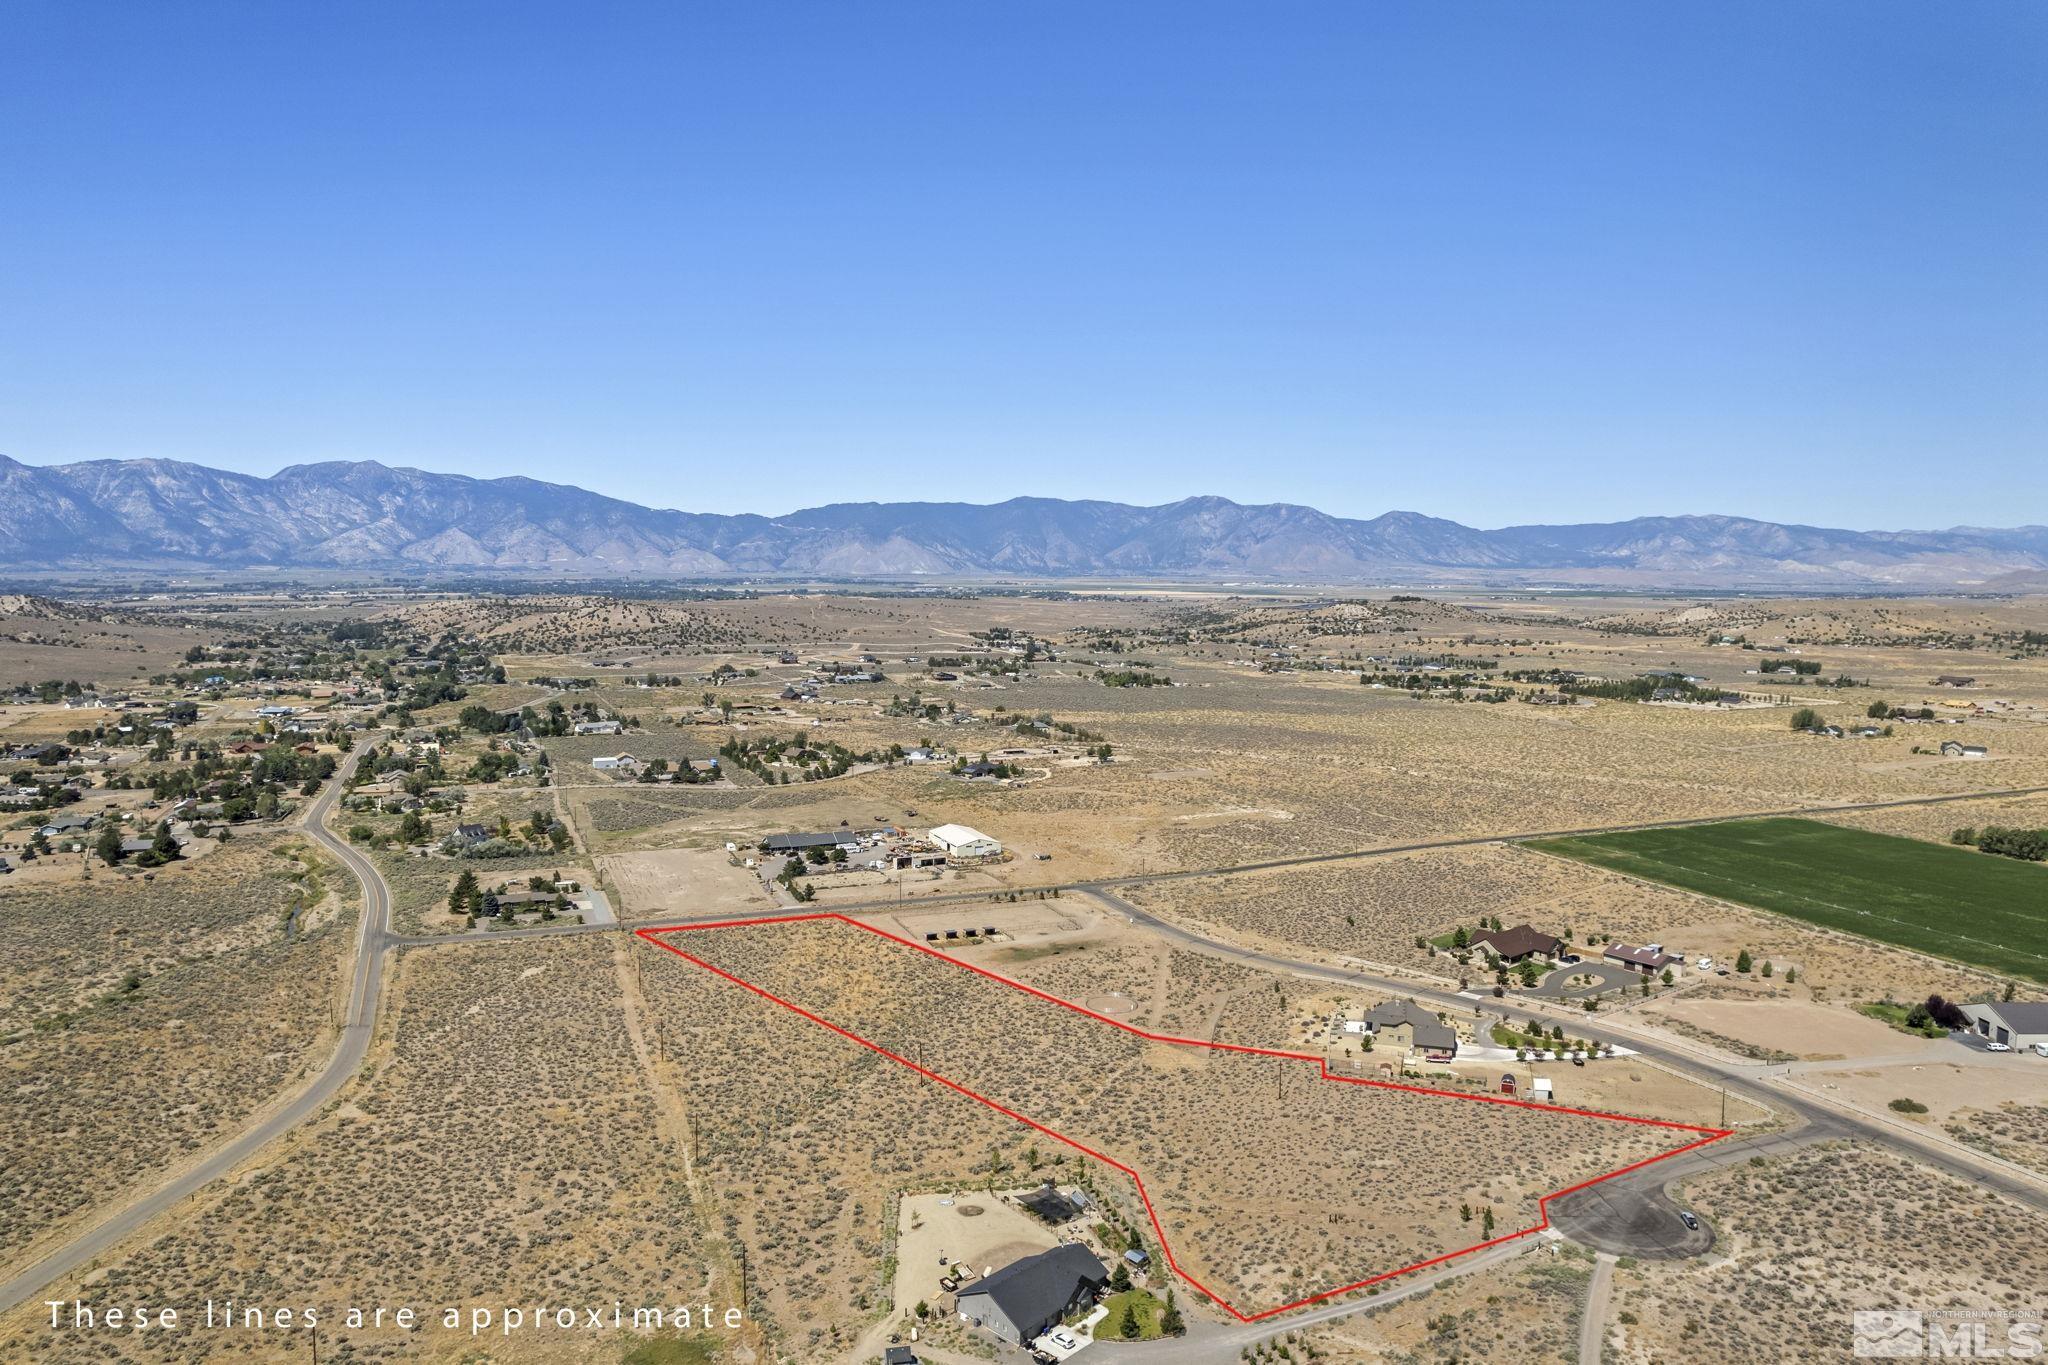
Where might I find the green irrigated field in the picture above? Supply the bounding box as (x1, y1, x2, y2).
(1528, 817, 2048, 983)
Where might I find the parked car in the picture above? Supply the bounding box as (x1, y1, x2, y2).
(1987, 1041, 2013, 1052)
(1046, 1328, 1082, 1352)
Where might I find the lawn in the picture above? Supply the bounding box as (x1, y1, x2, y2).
(1527, 818, 2048, 983)
(1096, 1288, 1168, 1341)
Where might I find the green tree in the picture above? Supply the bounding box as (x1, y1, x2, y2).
(95, 824, 124, 864)
(1118, 1303, 1139, 1339)
(1160, 1289, 1185, 1337)
(1735, 948, 1754, 973)
(1868, 699, 1891, 719)
(1790, 707, 1820, 731)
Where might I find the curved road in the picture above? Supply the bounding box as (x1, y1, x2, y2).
(0, 749, 393, 1314)
(6, 771, 2043, 1318)
(1084, 887, 2048, 1225)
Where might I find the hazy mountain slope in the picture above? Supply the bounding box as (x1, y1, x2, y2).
(1, 454, 2043, 586)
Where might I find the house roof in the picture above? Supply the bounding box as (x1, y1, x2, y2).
(1469, 924, 1561, 959)
(1361, 1000, 1457, 1052)
(956, 1244, 1106, 1330)
(1604, 942, 1672, 968)
(763, 831, 864, 851)
(1980, 1001, 2048, 1034)
(929, 823, 995, 847)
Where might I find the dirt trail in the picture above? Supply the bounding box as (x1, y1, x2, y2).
(611, 935, 763, 1359)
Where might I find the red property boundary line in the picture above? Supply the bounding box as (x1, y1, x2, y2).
(635, 912, 1732, 1324)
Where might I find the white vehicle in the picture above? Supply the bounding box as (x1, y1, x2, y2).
(1694, 956, 1715, 972)
(2033, 1043, 2048, 1059)
(1045, 1328, 1082, 1351)
(1987, 1041, 2013, 1052)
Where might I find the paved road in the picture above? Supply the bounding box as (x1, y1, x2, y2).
(1084, 1238, 1542, 1364)
(1084, 888, 2048, 1231)
(0, 750, 393, 1314)
(1579, 1253, 1616, 1365)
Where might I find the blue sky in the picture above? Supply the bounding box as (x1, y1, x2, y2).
(2, 2, 2043, 529)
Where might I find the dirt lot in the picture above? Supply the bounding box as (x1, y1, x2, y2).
(643, 916, 1714, 1319)
(892, 1191, 1060, 1320)
(598, 844, 778, 921)
(1611, 1141, 2048, 1362)
(1637, 996, 1942, 1062)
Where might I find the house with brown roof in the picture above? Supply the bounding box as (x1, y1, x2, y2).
(1468, 924, 1563, 964)
(1604, 942, 1679, 975)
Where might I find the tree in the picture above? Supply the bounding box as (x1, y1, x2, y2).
(1790, 708, 1821, 731)
(449, 869, 479, 916)
(1110, 1262, 1132, 1293)
(1734, 948, 1754, 974)
(146, 820, 179, 864)
(95, 825, 124, 864)
(1159, 1289, 1185, 1337)
(1868, 699, 1891, 719)
(1783, 966, 1797, 985)
(1117, 1303, 1139, 1339)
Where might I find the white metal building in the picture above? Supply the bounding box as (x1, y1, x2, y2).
(927, 823, 1002, 858)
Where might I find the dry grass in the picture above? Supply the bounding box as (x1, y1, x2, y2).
(1611, 1141, 2048, 1361)
(0, 935, 732, 1364)
(643, 919, 1694, 1320)
(0, 832, 351, 1264)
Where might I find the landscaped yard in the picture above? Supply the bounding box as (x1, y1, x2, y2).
(1528, 818, 2048, 983)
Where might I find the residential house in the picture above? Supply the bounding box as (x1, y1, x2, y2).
(590, 753, 638, 771)
(1604, 942, 1679, 975)
(954, 1244, 1107, 1347)
(1359, 1000, 1459, 1059)
(1941, 741, 1990, 759)
(1467, 924, 1563, 964)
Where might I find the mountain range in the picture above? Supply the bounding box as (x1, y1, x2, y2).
(3, 454, 2045, 588)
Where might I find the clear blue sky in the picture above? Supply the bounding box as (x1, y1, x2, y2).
(3, 2, 2043, 529)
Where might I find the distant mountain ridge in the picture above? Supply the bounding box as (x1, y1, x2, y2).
(2, 454, 2045, 587)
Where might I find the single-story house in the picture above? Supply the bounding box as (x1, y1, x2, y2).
(1957, 1001, 2048, 1052)
(452, 823, 491, 846)
(927, 824, 1002, 858)
(1359, 1000, 1459, 1059)
(1941, 741, 1990, 759)
(955, 1244, 1107, 1347)
(38, 811, 96, 837)
(591, 753, 638, 770)
(762, 830, 870, 853)
(1604, 942, 1679, 975)
(1468, 924, 1563, 964)
(573, 720, 622, 735)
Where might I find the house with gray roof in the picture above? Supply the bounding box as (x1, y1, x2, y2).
(1958, 1001, 2048, 1052)
(1360, 1000, 1459, 1058)
(954, 1243, 1106, 1346)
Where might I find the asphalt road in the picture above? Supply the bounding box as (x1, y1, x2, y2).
(7, 771, 2044, 1320)
(1082, 887, 2048, 1234)
(0, 749, 393, 1315)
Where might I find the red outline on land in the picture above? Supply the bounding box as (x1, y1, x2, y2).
(636, 912, 1732, 1324)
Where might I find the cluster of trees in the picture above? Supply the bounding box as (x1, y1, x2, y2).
(1567, 676, 1724, 704)
(95, 819, 181, 868)
(141, 743, 337, 820)
(719, 733, 887, 783)
(445, 869, 572, 926)
(1951, 825, 2048, 862)
(7, 679, 100, 703)
(1096, 669, 1172, 688)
